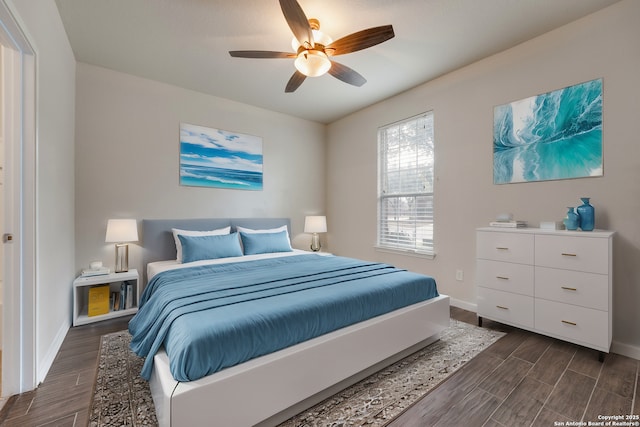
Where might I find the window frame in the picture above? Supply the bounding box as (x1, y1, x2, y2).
(376, 112, 435, 258)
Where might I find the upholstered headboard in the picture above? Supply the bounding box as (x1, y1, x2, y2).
(141, 217, 291, 271)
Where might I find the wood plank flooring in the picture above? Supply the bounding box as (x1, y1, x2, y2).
(391, 307, 640, 427)
(0, 316, 132, 427)
(0, 308, 637, 426)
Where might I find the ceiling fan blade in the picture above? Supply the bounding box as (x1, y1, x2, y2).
(279, 0, 313, 48)
(285, 70, 307, 93)
(325, 25, 395, 56)
(229, 50, 295, 59)
(328, 61, 367, 87)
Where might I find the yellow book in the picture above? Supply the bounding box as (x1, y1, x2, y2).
(88, 285, 110, 317)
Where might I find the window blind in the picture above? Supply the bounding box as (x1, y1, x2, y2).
(377, 112, 434, 254)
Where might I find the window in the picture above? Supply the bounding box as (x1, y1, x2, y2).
(377, 112, 434, 255)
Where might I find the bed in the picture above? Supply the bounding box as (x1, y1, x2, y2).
(136, 218, 450, 427)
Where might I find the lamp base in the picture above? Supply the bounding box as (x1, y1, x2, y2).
(115, 243, 129, 273)
(310, 233, 321, 252)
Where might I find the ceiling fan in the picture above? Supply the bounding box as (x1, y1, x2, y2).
(229, 0, 395, 93)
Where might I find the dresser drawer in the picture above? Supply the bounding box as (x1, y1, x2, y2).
(535, 267, 608, 311)
(535, 299, 609, 351)
(477, 259, 534, 296)
(477, 231, 534, 264)
(477, 287, 533, 329)
(535, 234, 609, 274)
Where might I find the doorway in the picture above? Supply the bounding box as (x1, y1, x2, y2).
(0, 0, 37, 398)
(0, 47, 3, 401)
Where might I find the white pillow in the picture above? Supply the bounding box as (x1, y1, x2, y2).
(235, 225, 291, 251)
(236, 224, 290, 237)
(172, 226, 231, 262)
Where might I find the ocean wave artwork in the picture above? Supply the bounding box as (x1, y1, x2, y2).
(180, 123, 263, 190)
(493, 78, 602, 184)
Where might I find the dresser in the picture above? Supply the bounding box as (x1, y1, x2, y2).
(476, 227, 614, 359)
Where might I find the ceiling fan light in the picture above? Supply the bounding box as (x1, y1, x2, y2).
(312, 29, 333, 47)
(291, 22, 333, 51)
(291, 37, 303, 52)
(294, 50, 331, 77)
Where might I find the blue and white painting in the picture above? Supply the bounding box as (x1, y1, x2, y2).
(180, 123, 263, 190)
(493, 78, 602, 184)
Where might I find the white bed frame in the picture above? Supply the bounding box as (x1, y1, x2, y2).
(141, 219, 450, 427)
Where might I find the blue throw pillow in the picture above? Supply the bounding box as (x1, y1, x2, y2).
(240, 230, 293, 255)
(178, 232, 243, 263)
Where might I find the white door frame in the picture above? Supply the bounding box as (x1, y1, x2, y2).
(0, 0, 37, 395)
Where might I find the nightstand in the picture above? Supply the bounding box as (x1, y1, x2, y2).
(72, 269, 139, 326)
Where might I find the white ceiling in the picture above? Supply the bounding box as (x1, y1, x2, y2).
(55, 0, 620, 124)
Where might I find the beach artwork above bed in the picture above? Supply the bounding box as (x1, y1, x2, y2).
(179, 123, 263, 190)
(493, 78, 603, 184)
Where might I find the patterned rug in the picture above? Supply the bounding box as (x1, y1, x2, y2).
(89, 320, 504, 426)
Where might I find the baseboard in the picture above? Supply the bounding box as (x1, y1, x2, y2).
(611, 340, 640, 361)
(449, 297, 477, 313)
(37, 320, 70, 384)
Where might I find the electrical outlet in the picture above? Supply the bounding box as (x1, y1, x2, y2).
(455, 269, 464, 281)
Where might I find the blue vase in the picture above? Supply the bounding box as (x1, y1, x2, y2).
(577, 197, 594, 231)
(564, 207, 580, 230)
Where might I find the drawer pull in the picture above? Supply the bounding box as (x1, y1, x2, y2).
(496, 276, 509, 280)
(561, 320, 577, 326)
(496, 247, 509, 251)
(561, 286, 577, 291)
(561, 252, 577, 257)
(496, 305, 509, 310)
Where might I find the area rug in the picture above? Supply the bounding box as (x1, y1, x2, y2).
(89, 320, 504, 426)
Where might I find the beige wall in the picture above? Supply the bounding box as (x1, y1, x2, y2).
(327, 0, 640, 352)
(74, 63, 326, 275)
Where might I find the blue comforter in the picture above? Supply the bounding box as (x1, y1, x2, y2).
(129, 254, 438, 381)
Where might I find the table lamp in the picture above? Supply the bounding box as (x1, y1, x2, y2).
(105, 219, 138, 272)
(304, 216, 327, 252)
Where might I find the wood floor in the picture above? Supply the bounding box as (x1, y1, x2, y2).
(0, 307, 638, 426)
(0, 316, 132, 427)
(392, 307, 640, 427)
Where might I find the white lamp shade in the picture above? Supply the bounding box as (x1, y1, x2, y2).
(304, 216, 327, 233)
(291, 30, 333, 52)
(105, 219, 139, 243)
(294, 50, 332, 77)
